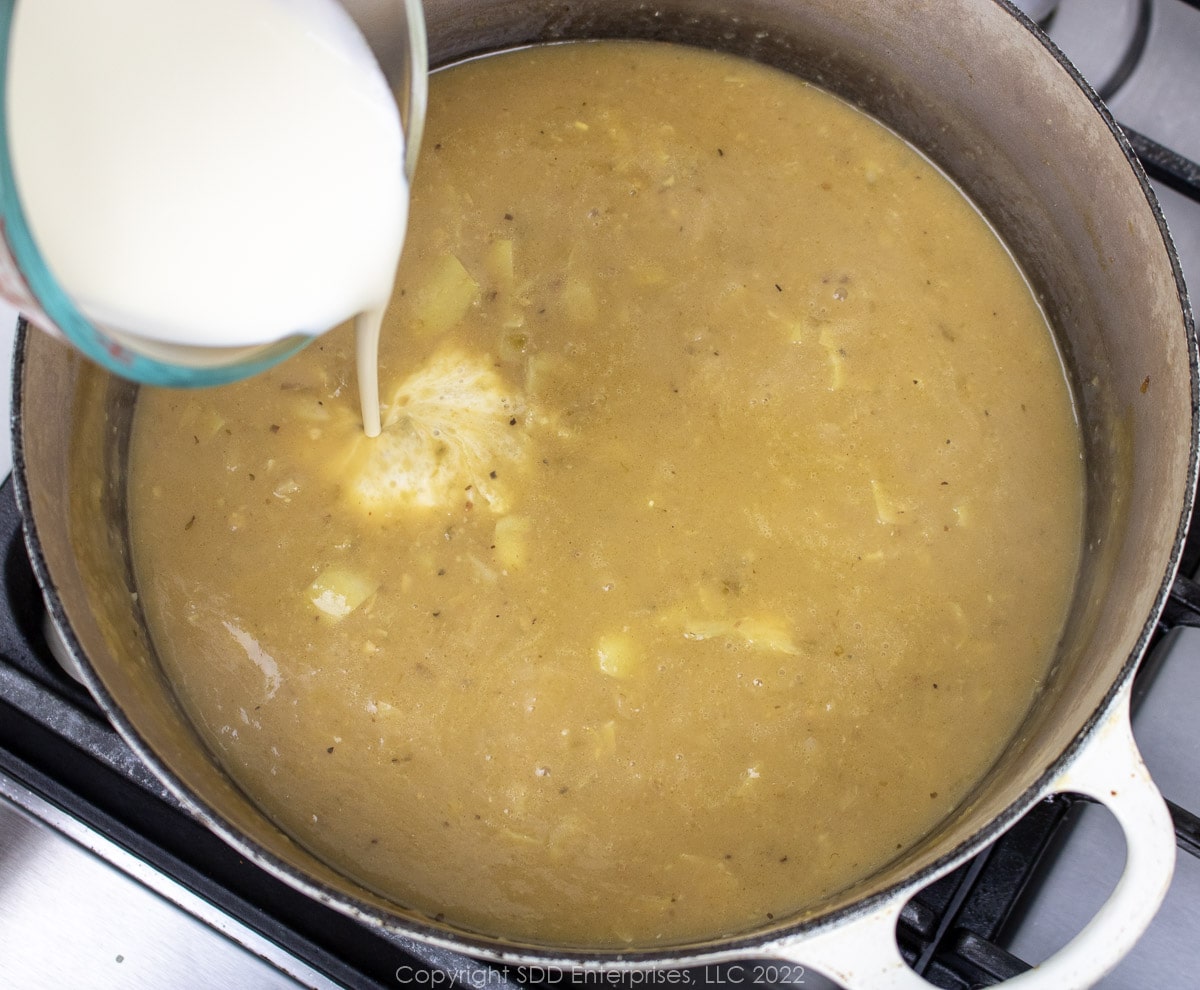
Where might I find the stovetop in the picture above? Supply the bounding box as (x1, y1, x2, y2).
(3, 2, 1200, 987)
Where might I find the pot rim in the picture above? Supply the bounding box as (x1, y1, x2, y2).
(9, 0, 1199, 969)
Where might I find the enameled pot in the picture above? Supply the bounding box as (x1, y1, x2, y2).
(11, 1, 1198, 986)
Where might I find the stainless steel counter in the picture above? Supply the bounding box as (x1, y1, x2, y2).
(0, 772, 335, 989)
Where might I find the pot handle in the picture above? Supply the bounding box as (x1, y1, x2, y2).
(767, 687, 1175, 989)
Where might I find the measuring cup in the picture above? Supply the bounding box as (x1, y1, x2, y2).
(0, 0, 427, 387)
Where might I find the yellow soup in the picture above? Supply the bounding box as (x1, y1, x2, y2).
(128, 40, 1084, 948)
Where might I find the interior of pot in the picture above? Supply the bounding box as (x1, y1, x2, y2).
(14, 0, 1196, 960)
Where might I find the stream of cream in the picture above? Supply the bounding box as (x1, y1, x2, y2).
(8, 0, 407, 433)
(356, 310, 386, 438)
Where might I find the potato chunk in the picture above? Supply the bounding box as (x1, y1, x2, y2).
(411, 254, 480, 336)
(681, 613, 799, 655)
(493, 515, 533, 570)
(308, 567, 379, 621)
(596, 632, 637, 678)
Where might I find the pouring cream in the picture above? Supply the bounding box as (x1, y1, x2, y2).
(5, 0, 409, 434)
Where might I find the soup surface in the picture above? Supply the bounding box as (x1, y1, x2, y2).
(128, 41, 1084, 948)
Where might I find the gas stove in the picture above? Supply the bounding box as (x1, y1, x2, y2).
(2, 2, 1200, 987)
